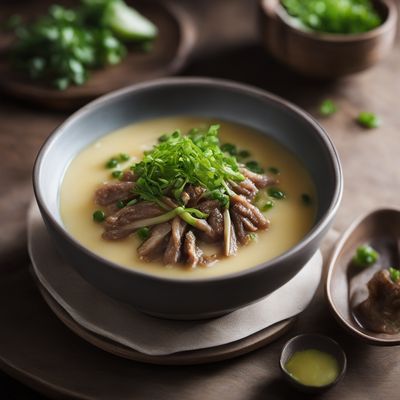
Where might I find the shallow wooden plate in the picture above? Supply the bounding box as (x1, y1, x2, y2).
(0, 0, 196, 109)
(0, 264, 297, 400)
(326, 208, 400, 345)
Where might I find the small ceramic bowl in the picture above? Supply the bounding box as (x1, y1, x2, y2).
(280, 334, 347, 393)
(259, 0, 398, 79)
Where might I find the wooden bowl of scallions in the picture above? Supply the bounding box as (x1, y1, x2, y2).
(259, 0, 398, 79)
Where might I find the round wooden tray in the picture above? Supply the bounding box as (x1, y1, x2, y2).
(36, 275, 295, 366)
(0, 265, 295, 399)
(0, 0, 196, 109)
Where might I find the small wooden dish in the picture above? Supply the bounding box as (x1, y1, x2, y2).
(326, 208, 400, 345)
(279, 334, 347, 393)
(0, 0, 196, 109)
(259, 0, 398, 79)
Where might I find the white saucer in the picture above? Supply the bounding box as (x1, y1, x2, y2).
(28, 202, 322, 364)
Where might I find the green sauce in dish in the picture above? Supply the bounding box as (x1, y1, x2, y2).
(285, 349, 339, 387)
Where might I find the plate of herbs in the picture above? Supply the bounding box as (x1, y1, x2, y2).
(0, 0, 195, 109)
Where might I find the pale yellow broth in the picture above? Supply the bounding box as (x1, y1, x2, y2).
(60, 117, 317, 279)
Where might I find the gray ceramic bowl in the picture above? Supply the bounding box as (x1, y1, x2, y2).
(33, 77, 342, 319)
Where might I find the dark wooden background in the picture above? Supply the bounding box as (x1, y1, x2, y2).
(0, 0, 399, 398)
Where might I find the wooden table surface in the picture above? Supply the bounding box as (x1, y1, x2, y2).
(1, 0, 399, 399)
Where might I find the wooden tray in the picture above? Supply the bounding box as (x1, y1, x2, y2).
(35, 274, 295, 366)
(0, 0, 196, 109)
(0, 265, 295, 399)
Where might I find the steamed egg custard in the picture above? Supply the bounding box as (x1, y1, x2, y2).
(60, 117, 316, 278)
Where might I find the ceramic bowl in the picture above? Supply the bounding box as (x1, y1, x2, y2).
(280, 334, 347, 393)
(259, 0, 398, 79)
(33, 77, 342, 319)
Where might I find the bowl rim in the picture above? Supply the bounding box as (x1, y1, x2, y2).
(261, 0, 398, 43)
(33, 76, 343, 285)
(279, 333, 347, 390)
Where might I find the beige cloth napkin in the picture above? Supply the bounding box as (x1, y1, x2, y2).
(28, 202, 322, 356)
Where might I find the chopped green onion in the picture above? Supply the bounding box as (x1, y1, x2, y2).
(116, 200, 125, 209)
(301, 193, 312, 205)
(8, 1, 157, 90)
(268, 166, 280, 175)
(127, 206, 207, 231)
(261, 200, 275, 212)
(319, 99, 337, 117)
(93, 210, 105, 222)
(106, 158, 118, 169)
(126, 198, 138, 207)
(249, 233, 258, 241)
(118, 153, 130, 162)
(137, 227, 150, 241)
(353, 245, 379, 267)
(220, 143, 237, 156)
(245, 161, 264, 174)
(158, 134, 168, 142)
(357, 112, 381, 129)
(112, 170, 123, 179)
(268, 187, 286, 200)
(389, 267, 400, 283)
(132, 125, 244, 206)
(238, 150, 251, 159)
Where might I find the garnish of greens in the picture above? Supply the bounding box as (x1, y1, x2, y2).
(8, 0, 157, 90)
(319, 99, 337, 117)
(353, 244, 379, 267)
(281, 0, 381, 34)
(389, 267, 400, 283)
(132, 125, 244, 209)
(357, 112, 381, 129)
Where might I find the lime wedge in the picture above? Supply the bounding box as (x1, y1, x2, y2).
(104, 0, 157, 41)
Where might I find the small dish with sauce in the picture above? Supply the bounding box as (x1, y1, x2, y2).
(280, 334, 347, 393)
(326, 208, 400, 345)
